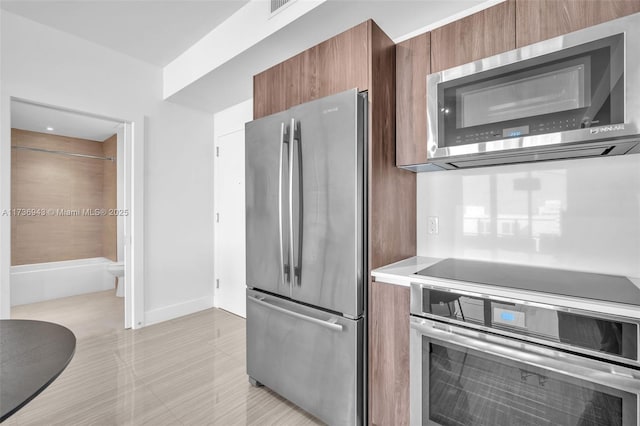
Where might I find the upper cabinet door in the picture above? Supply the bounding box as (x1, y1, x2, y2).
(253, 22, 369, 119)
(317, 22, 369, 99)
(516, 0, 640, 47)
(431, 0, 516, 73)
(396, 33, 430, 167)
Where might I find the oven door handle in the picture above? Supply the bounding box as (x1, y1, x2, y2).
(411, 317, 640, 393)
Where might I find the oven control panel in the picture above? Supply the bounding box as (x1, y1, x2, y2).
(493, 308, 526, 328)
(415, 286, 639, 365)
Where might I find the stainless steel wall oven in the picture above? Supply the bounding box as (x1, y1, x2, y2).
(410, 259, 640, 425)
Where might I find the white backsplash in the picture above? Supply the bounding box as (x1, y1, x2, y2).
(417, 154, 640, 278)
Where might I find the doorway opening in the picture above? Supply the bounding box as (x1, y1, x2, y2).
(3, 99, 135, 332)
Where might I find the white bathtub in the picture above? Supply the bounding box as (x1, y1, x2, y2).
(10, 257, 116, 306)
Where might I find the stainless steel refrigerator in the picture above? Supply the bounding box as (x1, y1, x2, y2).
(245, 89, 366, 425)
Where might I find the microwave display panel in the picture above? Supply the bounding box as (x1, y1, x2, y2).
(438, 34, 624, 148)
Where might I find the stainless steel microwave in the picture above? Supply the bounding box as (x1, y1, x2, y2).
(419, 12, 640, 171)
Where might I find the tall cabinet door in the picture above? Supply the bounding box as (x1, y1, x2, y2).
(516, 0, 640, 47)
(288, 89, 365, 318)
(245, 110, 292, 298)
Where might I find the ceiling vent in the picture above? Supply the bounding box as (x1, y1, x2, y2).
(271, 0, 294, 16)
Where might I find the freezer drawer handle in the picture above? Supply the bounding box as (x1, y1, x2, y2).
(248, 295, 344, 332)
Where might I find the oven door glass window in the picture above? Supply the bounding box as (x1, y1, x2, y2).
(424, 337, 636, 425)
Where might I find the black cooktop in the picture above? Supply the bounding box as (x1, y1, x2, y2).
(415, 258, 640, 307)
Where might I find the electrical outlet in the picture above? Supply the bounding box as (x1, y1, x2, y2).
(428, 216, 439, 235)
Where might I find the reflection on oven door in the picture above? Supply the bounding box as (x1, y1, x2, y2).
(425, 338, 630, 426)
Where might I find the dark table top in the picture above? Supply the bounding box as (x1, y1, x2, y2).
(0, 319, 76, 422)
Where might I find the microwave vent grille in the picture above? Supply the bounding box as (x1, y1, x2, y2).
(447, 145, 631, 169)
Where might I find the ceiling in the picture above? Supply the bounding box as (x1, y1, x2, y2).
(1, 0, 498, 113)
(11, 100, 122, 141)
(167, 0, 490, 113)
(0, 0, 249, 67)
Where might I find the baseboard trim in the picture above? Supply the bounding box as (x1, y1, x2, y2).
(144, 296, 214, 326)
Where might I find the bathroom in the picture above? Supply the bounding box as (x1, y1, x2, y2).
(8, 100, 126, 330)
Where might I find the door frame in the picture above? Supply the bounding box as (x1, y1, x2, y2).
(0, 94, 145, 329)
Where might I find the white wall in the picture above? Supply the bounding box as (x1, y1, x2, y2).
(144, 101, 214, 324)
(1, 11, 214, 325)
(417, 155, 640, 278)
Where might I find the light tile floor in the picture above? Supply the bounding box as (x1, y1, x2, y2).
(8, 291, 323, 425)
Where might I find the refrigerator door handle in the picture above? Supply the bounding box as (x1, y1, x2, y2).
(289, 118, 296, 287)
(290, 118, 303, 286)
(295, 119, 303, 286)
(247, 294, 344, 332)
(279, 122, 289, 286)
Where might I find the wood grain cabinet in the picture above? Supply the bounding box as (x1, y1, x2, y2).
(396, 33, 430, 167)
(369, 280, 410, 426)
(431, 0, 516, 73)
(516, 0, 640, 47)
(253, 22, 369, 119)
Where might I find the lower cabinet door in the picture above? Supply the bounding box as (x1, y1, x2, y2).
(246, 288, 364, 425)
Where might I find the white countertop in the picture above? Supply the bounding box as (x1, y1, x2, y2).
(371, 256, 442, 286)
(372, 256, 640, 320)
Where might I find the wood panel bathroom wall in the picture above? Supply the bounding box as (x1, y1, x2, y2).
(11, 129, 117, 265)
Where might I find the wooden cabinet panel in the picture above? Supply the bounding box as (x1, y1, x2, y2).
(431, 0, 516, 73)
(516, 0, 640, 47)
(253, 23, 368, 119)
(368, 23, 416, 425)
(396, 33, 430, 166)
(253, 62, 286, 119)
(369, 281, 410, 426)
(317, 22, 369, 99)
(369, 21, 416, 272)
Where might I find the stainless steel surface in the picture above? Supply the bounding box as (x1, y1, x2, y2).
(415, 258, 640, 306)
(417, 12, 640, 171)
(247, 289, 363, 426)
(246, 110, 291, 297)
(412, 317, 640, 392)
(410, 281, 640, 367)
(245, 89, 367, 425)
(410, 317, 640, 426)
(287, 89, 365, 318)
(247, 293, 343, 331)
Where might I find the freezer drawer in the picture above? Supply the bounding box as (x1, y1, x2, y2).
(246, 289, 364, 425)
